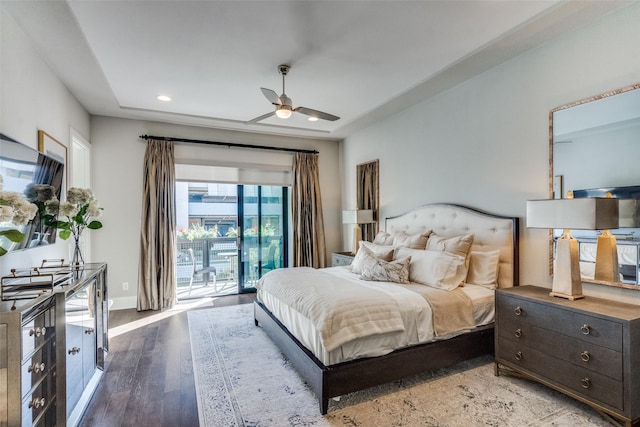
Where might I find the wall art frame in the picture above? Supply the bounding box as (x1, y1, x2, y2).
(38, 130, 67, 192)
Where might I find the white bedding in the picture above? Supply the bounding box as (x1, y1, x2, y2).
(257, 266, 495, 365)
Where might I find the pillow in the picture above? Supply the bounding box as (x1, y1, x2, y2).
(392, 230, 431, 249)
(360, 249, 411, 284)
(466, 250, 501, 289)
(426, 233, 474, 258)
(396, 247, 468, 290)
(360, 241, 397, 258)
(351, 242, 395, 274)
(372, 231, 394, 245)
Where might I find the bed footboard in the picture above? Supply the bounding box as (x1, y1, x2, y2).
(254, 300, 495, 414)
(254, 300, 330, 413)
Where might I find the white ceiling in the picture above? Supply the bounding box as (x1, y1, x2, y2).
(2, 1, 631, 140)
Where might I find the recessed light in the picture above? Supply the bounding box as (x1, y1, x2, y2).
(308, 116, 319, 122)
(157, 95, 171, 102)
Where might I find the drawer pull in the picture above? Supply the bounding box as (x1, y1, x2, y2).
(85, 327, 95, 335)
(514, 306, 522, 316)
(29, 327, 46, 337)
(28, 362, 46, 374)
(581, 351, 591, 362)
(515, 351, 523, 361)
(581, 377, 591, 389)
(28, 397, 45, 409)
(581, 324, 591, 335)
(68, 346, 81, 355)
(514, 329, 522, 338)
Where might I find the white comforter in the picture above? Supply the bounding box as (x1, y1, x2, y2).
(257, 267, 408, 351)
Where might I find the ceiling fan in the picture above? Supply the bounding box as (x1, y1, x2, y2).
(246, 64, 340, 124)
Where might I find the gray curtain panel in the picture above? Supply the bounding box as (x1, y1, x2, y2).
(292, 152, 326, 268)
(137, 139, 177, 311)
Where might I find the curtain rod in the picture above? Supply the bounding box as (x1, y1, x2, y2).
(139, 134, 319, 154)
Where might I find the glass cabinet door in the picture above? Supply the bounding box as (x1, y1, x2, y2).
(65, 279, 97, 416)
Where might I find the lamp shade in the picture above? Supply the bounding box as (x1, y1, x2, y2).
(342, 209, 374, 225)
(526, 198, 619, 230)
(619, 199, 639, 228)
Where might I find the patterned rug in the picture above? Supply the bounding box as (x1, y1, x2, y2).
(188, 303, 612, 426)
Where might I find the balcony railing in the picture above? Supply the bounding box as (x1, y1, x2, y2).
(177, 236, 282, 288)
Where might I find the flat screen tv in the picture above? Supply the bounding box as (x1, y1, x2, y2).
(0, 132, 64, 253)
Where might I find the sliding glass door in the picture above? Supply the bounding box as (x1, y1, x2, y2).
(176, 182, 287, 297)
(237, 185, 288, 293)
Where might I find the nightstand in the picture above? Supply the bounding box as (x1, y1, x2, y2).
(331, 252, 354, 267)
(495, 285, 640, 427)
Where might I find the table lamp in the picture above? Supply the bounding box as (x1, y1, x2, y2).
(526, 197, 619, 300)
(342, 209, 375, 255)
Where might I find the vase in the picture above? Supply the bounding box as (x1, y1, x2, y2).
(70, 235, 85, 271)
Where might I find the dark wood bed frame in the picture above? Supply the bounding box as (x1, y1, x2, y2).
(254, 301, 495, 414)
(254, 204, 519, 414)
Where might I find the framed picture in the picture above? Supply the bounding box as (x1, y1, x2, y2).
(38, 130, 68, 191)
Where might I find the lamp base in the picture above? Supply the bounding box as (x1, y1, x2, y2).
(551, 235, 583, 300)
(549, 291, 584, 300)
(594, 231, 619, 282)
(352, 224, 363, 255)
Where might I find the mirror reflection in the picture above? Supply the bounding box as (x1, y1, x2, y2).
(551, 83, 640, 288)
(0, 133, 63, 253)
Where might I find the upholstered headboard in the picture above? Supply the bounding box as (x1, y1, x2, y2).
(385, 204, 519, 288)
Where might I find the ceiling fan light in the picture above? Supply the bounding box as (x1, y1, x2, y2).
(308, 116, 319, 122)
(275, 106, 292, 119)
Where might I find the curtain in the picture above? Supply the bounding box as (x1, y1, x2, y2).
(357, 160, 379, 242)
(292, 153, 326, 268)
(137, 140, 177, 311)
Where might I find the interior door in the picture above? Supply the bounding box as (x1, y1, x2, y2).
(237, 185, 287, 293)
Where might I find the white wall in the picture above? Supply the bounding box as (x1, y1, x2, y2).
(341, 3, 640, 305)
(0, 8, 90, 275)
(90, 117, 340, 309)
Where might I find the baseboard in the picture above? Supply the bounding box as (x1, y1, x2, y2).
(110, 295, 137, 310)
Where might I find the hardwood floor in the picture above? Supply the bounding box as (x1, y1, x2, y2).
(78, 293, 256, 427)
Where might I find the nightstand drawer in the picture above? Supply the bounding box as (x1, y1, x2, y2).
(497, 292, 622, 351)
(498, 339, 623, 410)
(331, 252, 354, 267)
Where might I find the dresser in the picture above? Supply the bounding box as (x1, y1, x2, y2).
(495, 286, 640, 427)
(331, 252, 355, 267)
(0, 263, 108, 427)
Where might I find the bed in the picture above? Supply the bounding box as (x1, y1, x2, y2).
(254, 203, 519, 414)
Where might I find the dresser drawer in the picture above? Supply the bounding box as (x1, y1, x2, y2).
(497, 315, 531, 346)
(21, 338, 56, 397)
(498, 339, 623, 410)
(497, 293, 622, 351)
(498, 324, 622, 381)
(21, 371, 56, 426)
(21, 307, 55, 359)
(527, 324, 622, 380)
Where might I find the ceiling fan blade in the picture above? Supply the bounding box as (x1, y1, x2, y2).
(245, 111, 276, 124)
(294, 106, 340, 121)
(261, 88, 281, 105)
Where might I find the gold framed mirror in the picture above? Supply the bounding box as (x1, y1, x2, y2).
(549, 82, 640, 289)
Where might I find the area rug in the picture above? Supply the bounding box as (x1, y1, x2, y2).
(188, 304, 611, 426)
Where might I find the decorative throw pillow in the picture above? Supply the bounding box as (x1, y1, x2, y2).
(426, 233, 474, 258)
(360, 250, 411, 284)
(372, 231, 394, 245)
(392, 230, 431, 249)
(351, 243, 395, 274)
(395, 247, 468, 290)
(466, 250, 501, 289)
